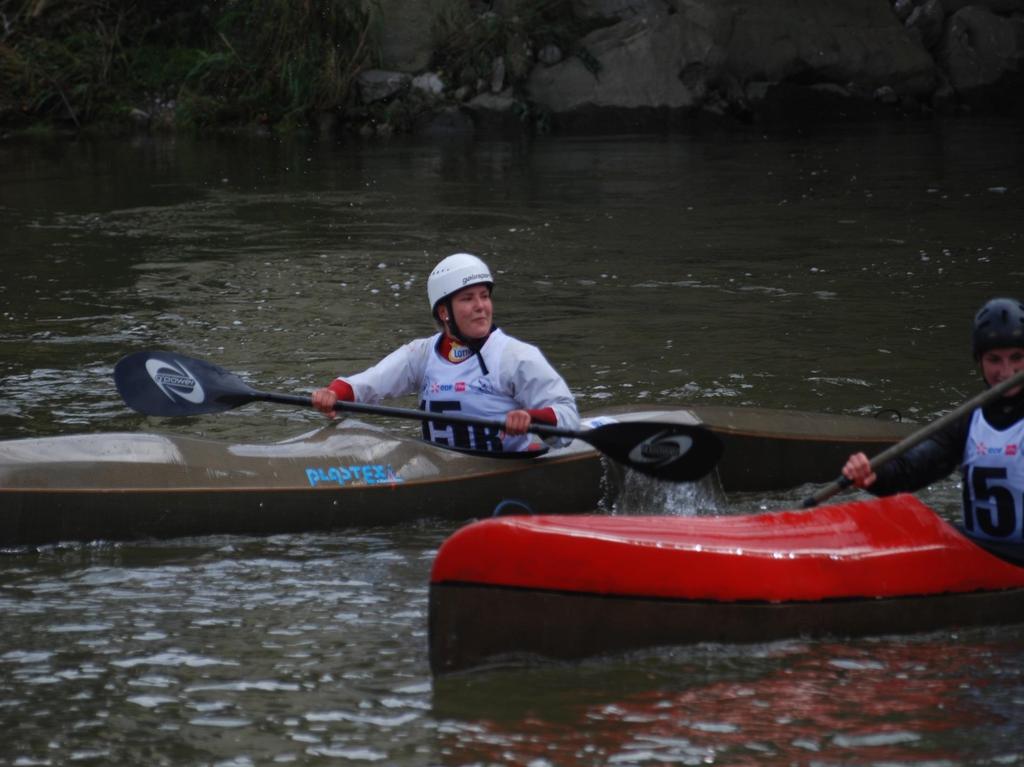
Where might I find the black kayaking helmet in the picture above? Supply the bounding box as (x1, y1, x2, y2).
(972, 297, 1024, 359)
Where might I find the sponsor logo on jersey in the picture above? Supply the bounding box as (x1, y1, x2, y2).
(448, 342, 472, 362)
(471, 378, 493, 394)
(973, 438, 1019, 457)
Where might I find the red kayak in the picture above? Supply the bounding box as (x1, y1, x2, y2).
(429, 495, 1024, 674)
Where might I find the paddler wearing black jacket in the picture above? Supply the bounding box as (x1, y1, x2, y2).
(842, 297, 1024, 550)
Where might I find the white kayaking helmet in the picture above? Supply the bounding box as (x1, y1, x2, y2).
(427, 253, 494, 318)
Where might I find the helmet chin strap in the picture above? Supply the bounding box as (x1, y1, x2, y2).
(441, 297, 490, 376)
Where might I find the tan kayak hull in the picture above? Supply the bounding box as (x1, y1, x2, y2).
(0, 406, 913, 545)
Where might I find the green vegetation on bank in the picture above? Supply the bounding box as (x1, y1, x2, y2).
(1, 0, 377, 134)
(0, 0, 598, 136)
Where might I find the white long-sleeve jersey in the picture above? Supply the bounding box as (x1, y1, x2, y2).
(340, 329, 579, 452)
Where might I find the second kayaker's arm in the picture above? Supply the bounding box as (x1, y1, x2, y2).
(804, 297, 1024, 550)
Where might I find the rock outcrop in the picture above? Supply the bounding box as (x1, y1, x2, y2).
(350, 0, 1024, 136)
(527, 0, 940, 127)
(938, 5, 1024, 109)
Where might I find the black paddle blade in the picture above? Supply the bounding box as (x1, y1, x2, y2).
(115, 351, 257, 416)
(582, 421, 723, 482)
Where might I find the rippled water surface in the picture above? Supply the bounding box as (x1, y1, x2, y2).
(2, 119, 1023, 765)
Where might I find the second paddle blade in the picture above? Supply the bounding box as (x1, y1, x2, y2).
(584, 421, 723, 482)
(114, 351, 257, 417)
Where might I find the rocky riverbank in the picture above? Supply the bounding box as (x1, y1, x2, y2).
(366, 0, 1024, 137)
(4, 0, 1023, 139)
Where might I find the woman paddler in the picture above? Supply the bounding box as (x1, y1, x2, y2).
(312, 253, 580, 452)
(841, 296, 1024, 552)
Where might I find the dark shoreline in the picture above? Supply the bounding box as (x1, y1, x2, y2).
(4, 0, 1022, 142)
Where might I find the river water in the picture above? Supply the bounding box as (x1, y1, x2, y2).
(1, 118, 1023, 765)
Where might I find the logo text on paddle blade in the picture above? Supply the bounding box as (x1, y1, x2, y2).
(145, 358, 206, 404)
(628, 430, 693, 467)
